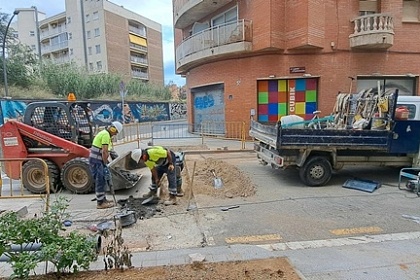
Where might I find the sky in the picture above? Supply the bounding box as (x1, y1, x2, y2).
(0, 0, 186, 86)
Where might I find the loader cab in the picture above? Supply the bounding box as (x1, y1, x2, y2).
(23, 101, 94, 148)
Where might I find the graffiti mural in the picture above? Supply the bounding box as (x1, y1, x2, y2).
(192, 84, 225, 134)
(0, 100, 187, 127)
(170, 103, 187, 120)
(0, 100, 27, 125)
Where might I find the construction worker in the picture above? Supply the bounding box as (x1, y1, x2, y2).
(89, 121, 123, 209)
(131, 146, 181, 205)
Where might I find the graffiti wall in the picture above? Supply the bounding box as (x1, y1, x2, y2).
(0, 100, 187, 126)
(192, 84, 225, 133)
(257, 78, 318, 123)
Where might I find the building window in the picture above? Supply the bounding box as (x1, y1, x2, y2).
(68, 32, 72, 40)
(94, 28, 100, 37)
(88, 46, 92, 55)
(93, 11, 99, 20)
(95, 44, 101, 54)
(89, 62, 93, 71)
(212, 6, 238, 27)
(86, 14, 90, 22)
(30, 31, 35, 37)
(67, 17, 71, 24)
(403, 0, 420, 22)
(96, 61, 102, 71)
(70, 48, 73, 55)
(359, 0, 378, 16)
(87, 30, 91, 39)
(31, 45, 36, 50)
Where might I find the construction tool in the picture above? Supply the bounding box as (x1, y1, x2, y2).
(221, 205, 239, 211)
(210, 169, 223, 189)
(142, 174, 166, 205)
(186, 161, 197, 211)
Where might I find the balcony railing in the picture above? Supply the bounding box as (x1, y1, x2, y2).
(132, 71, 148, 79)
(349, 13, 394, 49)
(176, 19, 252, 65)
(40, 26, 67, 40)
(129, 26, 147, 37)
(41, 41, 69, 54)
(130, 43, 147, 52)
(130, 56, 148, 64)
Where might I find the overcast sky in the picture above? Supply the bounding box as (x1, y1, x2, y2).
(1, 0, 185, 86)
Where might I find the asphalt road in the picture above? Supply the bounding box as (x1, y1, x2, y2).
(185, 152, 420, 247)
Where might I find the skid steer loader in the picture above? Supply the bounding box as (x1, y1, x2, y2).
(0, 100, 142, 194)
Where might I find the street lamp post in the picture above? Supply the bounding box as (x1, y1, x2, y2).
(2, 10, 20, 97)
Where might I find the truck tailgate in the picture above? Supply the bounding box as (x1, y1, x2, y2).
(249, 120, 277, 149)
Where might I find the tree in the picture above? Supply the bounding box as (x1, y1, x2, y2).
(0, 12, 39, 88)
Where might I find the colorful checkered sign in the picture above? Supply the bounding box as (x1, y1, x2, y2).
(257, 78, 318, 123)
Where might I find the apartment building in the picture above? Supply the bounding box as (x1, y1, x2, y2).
(13, 0, 164, 85)
(173, 0, 420, 133)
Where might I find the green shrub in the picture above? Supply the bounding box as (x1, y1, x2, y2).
(0, 197, 98, 279)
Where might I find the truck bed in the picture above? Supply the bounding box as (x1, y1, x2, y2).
(250, 119, 420, 154)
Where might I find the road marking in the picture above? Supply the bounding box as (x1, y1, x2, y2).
(257, 231, 420, 252)
(330, 226, 383, 236)
(225, 234, 282, 244)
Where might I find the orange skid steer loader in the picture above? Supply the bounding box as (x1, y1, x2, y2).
(0, 101, 142, 194)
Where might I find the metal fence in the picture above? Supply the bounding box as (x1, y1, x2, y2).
(0, 158, 50, 211)
(114, 121, 248, 149)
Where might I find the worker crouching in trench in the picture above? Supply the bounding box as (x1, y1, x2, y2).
(131, 146, 183, 206)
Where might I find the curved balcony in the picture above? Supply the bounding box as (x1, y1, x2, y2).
(176, 19, 252, 73)
(349, 13, 394, 49)
(174, 0, 233, 29)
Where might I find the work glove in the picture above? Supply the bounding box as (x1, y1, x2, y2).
(168, 163, 174, 171)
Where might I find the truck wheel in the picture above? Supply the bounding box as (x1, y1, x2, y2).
(22, 159, 61, 193)
(299, 156, 332, 186)
(61, 157, 94, 194)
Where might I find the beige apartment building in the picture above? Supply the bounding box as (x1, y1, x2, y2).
(13, 0, 164, 85)
(173, 0, 420, 134)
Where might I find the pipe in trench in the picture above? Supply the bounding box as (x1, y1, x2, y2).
(0, 235, 102, 262)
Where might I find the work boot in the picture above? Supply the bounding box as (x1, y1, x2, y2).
(176, 187, 184, 197)
(164, 194, 177, 206)
(142, 189, 157, 199)
(97, 200, 115, 209)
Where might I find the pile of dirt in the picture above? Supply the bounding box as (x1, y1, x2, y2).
(23, 257, 301, 279)
(183, 157, 256, 199)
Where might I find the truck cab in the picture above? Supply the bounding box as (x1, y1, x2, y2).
(397, 96, 420, 121)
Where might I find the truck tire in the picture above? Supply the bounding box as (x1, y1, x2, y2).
(299, 156, 332, 187)
(22, 159, 61, 193)
(61, 157, 94, 194)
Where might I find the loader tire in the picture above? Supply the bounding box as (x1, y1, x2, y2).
(22, 159, 61, 194)
(299, 156, 332, 187)
(61, 157, 94, 194)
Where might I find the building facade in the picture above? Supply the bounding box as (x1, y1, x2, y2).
(13, 0, 164, 85)
(173, 0, 420, 134)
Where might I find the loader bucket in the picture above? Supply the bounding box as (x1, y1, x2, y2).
(107, 151, 147, 191)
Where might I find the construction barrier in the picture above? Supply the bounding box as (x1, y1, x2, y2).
(201, 121, 247, 150)
(114, 121, 248, 150)
(0, 158, 50, 211)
